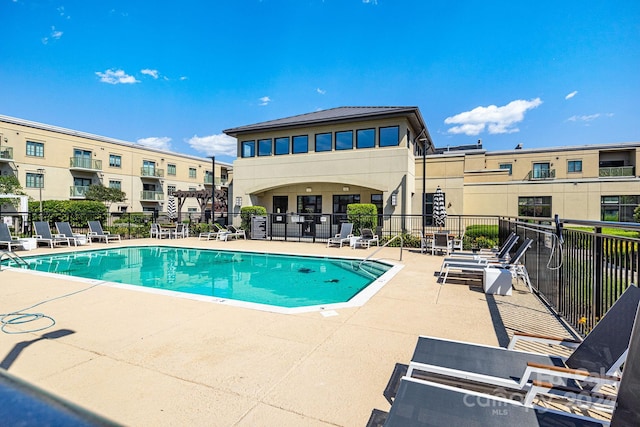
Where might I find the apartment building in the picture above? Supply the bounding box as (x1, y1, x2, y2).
(0, 115, 232, 215)
(424, 142, 640, 222)
(226, 106, 640, 224)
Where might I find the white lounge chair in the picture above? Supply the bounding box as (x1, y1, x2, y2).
(226, 225, 246, 240)
(88, 221, 121, 244)
(356, 228, 379, 248)
(327, 223, 354, 248)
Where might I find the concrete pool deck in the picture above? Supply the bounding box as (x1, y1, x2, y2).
(0, 238, 574, 426)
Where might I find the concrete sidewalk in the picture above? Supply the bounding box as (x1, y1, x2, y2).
(0, 238, 572, 426)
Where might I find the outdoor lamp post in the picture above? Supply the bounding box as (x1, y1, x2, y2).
(37, 168, 45, 221)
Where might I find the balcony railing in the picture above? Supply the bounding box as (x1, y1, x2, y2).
(203, 176, 229, 186)
(70, 157, 102, 170)
(141, 167, 164, 178)
(0, 146, 13, 161)
(526, 169, 555, 180)
(70, 185, 90, 198)
(140, 191, 164, 201)
(599, 166, 635, 177)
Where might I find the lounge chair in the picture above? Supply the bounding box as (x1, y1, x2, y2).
(449, 231, 518, 259)
(438, 234, 521, 276)
(226, 225, 246, 240)
(356, 228, 379, 248)
(55, 222, 87, 246)
(327, 222, 354, 248)
(0, 223, 24, 251)
(440, 238, 533, 290)
(33, 221, 74, 248)
(87, 221, 121, 244)
(405, 284, 640, 393)
(386, 300, 640, 427)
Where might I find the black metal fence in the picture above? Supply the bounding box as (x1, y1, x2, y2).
(500, 217, 640, 336)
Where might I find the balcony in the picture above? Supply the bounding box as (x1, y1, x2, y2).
(70, 185, 90, 199)
(140, 191, 164, 202)
(599, 166, 635, 177)
(203, 176, 229, 187)
(0, 146, 13, 162)
(141, 167, 164, 179)
(70, 157, 103, 171)
(525, 169, 555, 180)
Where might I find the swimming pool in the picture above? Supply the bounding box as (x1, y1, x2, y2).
(4, 246, 401, 312)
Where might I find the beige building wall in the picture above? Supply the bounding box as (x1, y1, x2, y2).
(0, 116, 232, 215)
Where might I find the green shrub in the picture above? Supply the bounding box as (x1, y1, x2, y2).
(240, 206, 267, 230)
(464, 225, 499, 249)
(28, 200, 107, 227)
(347, 203, 377, 234)
(380, 232, 421, 248)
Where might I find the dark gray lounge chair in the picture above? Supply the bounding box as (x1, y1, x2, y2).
(55, 222, 85, 246)
(88, 221, 121, 244)
(385, 300, 640, 427)
(0, 223, 23, 251)
(33, 221, 74, 248)
(407, 284, 640, 392)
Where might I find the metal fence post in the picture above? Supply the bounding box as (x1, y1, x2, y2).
(593, 226, 603, 323)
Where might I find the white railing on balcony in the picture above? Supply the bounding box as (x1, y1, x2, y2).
(140, 190, 164, 201)
(141, 167, 164, 178)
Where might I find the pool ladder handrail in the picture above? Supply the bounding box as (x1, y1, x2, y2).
(358, 234, 403, 269)
(0, 250, 30, 270)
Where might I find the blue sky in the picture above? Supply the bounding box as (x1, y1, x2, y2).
(2, 0, 639, 164)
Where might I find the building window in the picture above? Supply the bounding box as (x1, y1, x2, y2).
(258, 138, 272, 156)
(424, 192, 445, 226)
(518, 196, 552, 218)
(275, 137, 290, 155)
(315, 133, 332, 152)
(109, 154, 122, 168)
(499, 163, 512, 175)
(356, 128, 375, 149)
(601, 195, 640, 222)
(187, 207, 197, 213)
(188, 187, 196, 191)
(109, 180, 121, 190)
(26, 141, 44, 157)
(167, 164, 176, 175)
(332, 194, 360, 224)
(335, 131, 353, 150)
(167, 185, 176, 195)
(188, 167, 197, 179)
(379, 126, 400, 147)
(241, 140, 255, 158)
(26, 172, 44, 188)
(371, 193, 383, 226)
(297, 195, 322, 220)
(532, 162, 552, 179)
(292, 135, 308, 154)
(273, 196, 288, 214)
(568, 160, 582, 173)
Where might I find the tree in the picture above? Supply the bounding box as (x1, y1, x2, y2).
(84, 185, 127, 209)
(0, 175, 27, 209)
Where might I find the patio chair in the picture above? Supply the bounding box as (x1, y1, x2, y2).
(55, 222, 86, 246)
(0, 222, 24, 251)
(405, 284, 640, 393)
(357, 228, 379, 248)
(440, 238, 533, 290)
(419, 231, 433, 254)
(171, 223, 187, 239)
(431, 232, 452, 256)
(449, 231, 518, 259)
(87, 221, 121, 244)
(327, 222, 354, 248)
(150, 223, 171, 239)
(33, 221, 74, 248)
(451, 230, 464, 251)
(226, 225, 246, 240)
(386, 299, 640, 427)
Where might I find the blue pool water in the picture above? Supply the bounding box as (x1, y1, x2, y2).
(5, 246, 392, 308)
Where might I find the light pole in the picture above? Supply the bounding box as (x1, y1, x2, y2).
(37, 168, 45, 221)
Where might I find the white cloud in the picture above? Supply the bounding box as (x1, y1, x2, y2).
(259, 96, 271, 106)
(141, 69, 159, 79)
(565, 90, 578, 100)
(316, 88, 326, 95)
(95, 69, 139, 84)
(362, 0, 378, 4)
(444, 98, 543, 136)
(179, 76, 188, 81)
(136, 137, 172, 151)
(42, 26, 63, 44)
(566, 113, 613, 123)
(188, 134, 237, 157)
